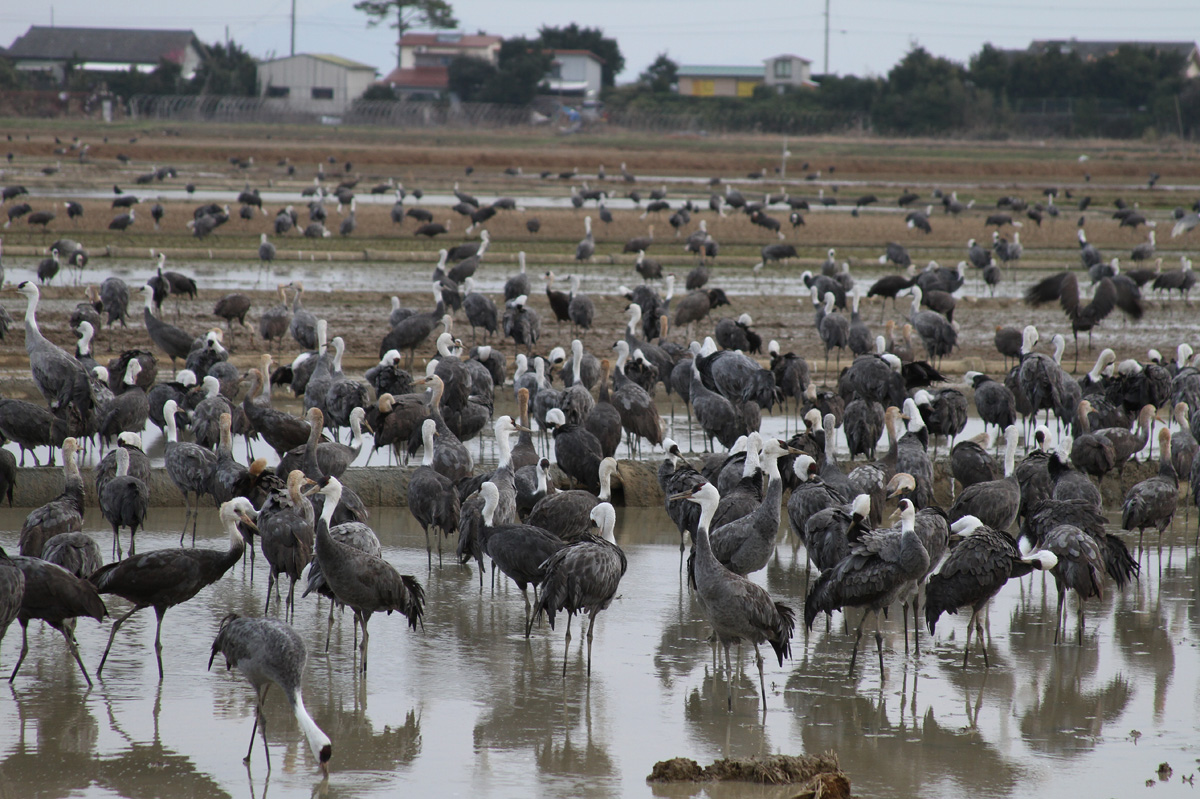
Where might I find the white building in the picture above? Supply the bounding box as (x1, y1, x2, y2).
(763, 55, 818, 90)
(542, 50, 604, 101)
(259, 54, 377, 115)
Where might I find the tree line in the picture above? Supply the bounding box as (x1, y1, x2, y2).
(609, 44, 1199, 138)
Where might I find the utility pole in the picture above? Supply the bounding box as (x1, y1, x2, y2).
(291, 0, 296, 56)
(823, 0, 830, 75)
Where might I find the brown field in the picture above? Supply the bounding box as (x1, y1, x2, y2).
(1, 118, 1198, 402)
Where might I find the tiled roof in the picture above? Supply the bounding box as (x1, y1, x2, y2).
(7, 26, 200, 65)
(381, 65, 449, 89)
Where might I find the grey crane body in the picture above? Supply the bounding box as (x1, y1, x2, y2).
(408, 419, 464, 566)
(526, 457, 618, 542)
(41, 532, 103, 580)
(676, 482, 794, 709)
(92, 498, 256, 680)
(532, 503, 627, 676)
(99, 445, 149, 559)
(15, 283, 94, 415)
(924, 517, 1057, 666)
(706, 440, 791, 576)
(140, 286, 194, 370)
(0, 548, 25, 663)
(208, 614, 332, 774)
(308, 479, 424, 672)
(19, 438, 84, 558)
(257, 471, 314, 619)
(1121, 428, 1177, 547)
(477, 478, 565, 605)
(805, 499, 929, 675)
(162, 400, 217, 542)
(949, 425, 1021, 532)
(10, 555, 107, 685)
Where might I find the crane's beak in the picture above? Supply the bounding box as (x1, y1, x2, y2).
(303, 483, 322, 497)
(786, 445, 804, 456)
(513, 423, 533, 433)
(667, 489, 696, 502)
(236, 510, 258, 531)
(361, 419, 374, 434)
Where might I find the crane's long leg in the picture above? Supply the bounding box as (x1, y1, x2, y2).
(8, 622, 30, 683)
(61, 625, 94, 686)
(358, 612, 370, 673)
(724, 641, 734, 711)
(962, 608, 977, 669)
(1054, 586, 1065, 645)
(179, 491, 191, 545)
(153, 607, 168, 681)
(874, 610, 885, 675)
(902, 603, 910, 655)
(753, 642, 767, 710)
(98, 604, 144, 677)
(264, 572, 275, 615)
(585, 611, 597, 678)
(521, 587, 532, 637)
(562, 614, 573, 679)
(848, 610, 868, 677)
(324, 600, 336, 653)
(913, 594, 921, 657)
(976, 615, 989, 668)
(287, 578, 297, 623)
(244, 684, 265, 765)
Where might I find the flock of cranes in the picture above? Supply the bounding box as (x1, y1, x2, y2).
(1, 148, 1199, 781)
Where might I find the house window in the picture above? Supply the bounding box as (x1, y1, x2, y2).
(773, 59, 792, 79)
(311, 87, 334, 100)
(266, 86, 289, 98)
(693, 79, 715, 96)
(737, 81, 756, 97)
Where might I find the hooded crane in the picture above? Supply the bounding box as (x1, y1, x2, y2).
(532, 502, 627, 678)
(99, 445, 149, 559)
(908, 286, 957, 364)
(208, 614, 332, 775)
(306, 477, 424, 672)
(805, 498, 930, 677)
(407, 419, 462, 566)
(94, 498, 258, 680)
(1024, 271, 1144, 368)
(948, 424, 1020, 531)
(673, 481, 794, 710)
(257, 470, 315, 620)
(1121, 427, 1177, 549)
(9, 555, 107, 686)
(139, 285, 193, 374)
(18, 438, 84, 558)
(477, 480, 565, 633)
(162, 399, 217, 543)
(924, 515, 1058, 667)
(702, 438, 795, 576)
(12, 282, 94, 416)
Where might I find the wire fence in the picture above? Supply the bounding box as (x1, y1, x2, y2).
(2, 90, 1190, 140)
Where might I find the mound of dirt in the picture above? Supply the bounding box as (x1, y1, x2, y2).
(648, 752, 849, 796)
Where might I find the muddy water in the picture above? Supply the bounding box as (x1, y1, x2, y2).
(1, 507, 1197, 798)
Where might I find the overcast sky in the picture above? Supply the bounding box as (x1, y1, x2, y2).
(3, 1, 1196, 80)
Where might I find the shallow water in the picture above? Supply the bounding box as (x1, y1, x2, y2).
(1, 506, 1198, 799)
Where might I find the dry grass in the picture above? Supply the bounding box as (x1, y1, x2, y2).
(647, 752, 849, 795)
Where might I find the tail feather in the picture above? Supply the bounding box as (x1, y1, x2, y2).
(770, 602, 795, 665)
(400, 574, 425, 630)
(1103, 534, 1138, 588)
(803, 569, 840, 631)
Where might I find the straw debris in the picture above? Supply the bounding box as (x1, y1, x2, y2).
(648, 752, 848, 796)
